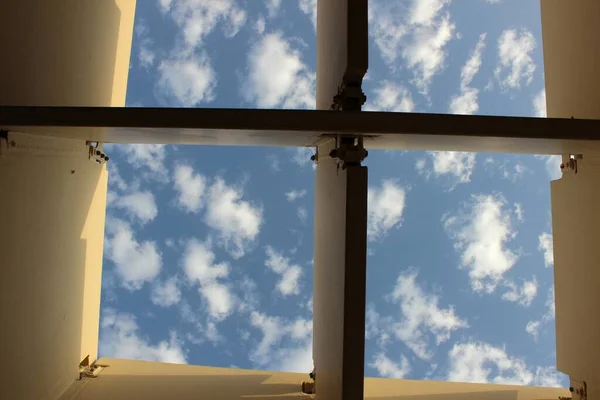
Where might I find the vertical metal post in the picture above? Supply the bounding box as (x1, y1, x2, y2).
(313, 2, 368, 397)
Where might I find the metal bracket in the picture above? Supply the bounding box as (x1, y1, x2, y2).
(329, 136, 368, 169)
(87, 141, 109, 165)
(561, 154, 583, 174)
(78, 355, 108, 380)
(331, 82, 367, 111)
(566, 379, 587, 400)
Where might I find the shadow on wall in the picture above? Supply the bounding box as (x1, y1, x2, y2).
(65, 374, 306, 400)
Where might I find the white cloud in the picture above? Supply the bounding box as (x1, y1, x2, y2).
(104, 217, 161, 290)
(298, 0, 316, 30)
(244, 32, 315, 109)
(297, 207, 308, 224)
(370, 353, 411, 379)
(525, 320, 541, 340)
(533, 89, 547, 117)
(99, 308, 186, 364)
(265, 246, 303, 296)
(368, 180, 406, 241)
(107, 162, 128, 192)
(173, 164, 207, 213)
(501, 278, 538, 307)
(249, 311, 313, 372)
(418, 152, 477, 189)
(449, 34, 487, 115)
(255, 16, 266, 34)
(365, 81, 415, 112)
(369, 0, 455, 93)
(539, 155, 563, 181)
(266, 0, 281, 18)
(545, 286, 555, 320)
(135, 20, 156, 69)
(538, 232, 554, 267)
(113, 190, 158, 224)
(160, 0, 246, 48)
(389, 270, 468, 360)
(495, 29, 536, 90)
(526, 286, 557, 341)
(443, 194, 519, 292)
(183, 239, 235, 320)
(447, 341, 565, 387)
(514, 203, 524, 222)
(285, 189, 307, 202)
(151, 277, 182, 307)
(157, 51, 216, 106)
(291, 147, 315, 168)
(107, 144, 168, 182)
(205, 178, 263, 259)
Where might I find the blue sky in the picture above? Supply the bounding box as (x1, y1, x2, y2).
(98, 0, 564, 387)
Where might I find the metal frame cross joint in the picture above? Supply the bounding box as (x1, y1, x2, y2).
(331, 82, 367, 111)
(329, 136, 368, 169)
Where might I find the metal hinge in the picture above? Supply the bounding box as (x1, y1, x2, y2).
(78, 355, 108, 380)
(331, 82, 367, 111)
(86, 141, 109, 165)
(329, 136, 368, 169)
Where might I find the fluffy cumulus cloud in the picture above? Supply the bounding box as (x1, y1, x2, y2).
(526, 287, 556, 340)
(364, 81, 415, 112)
(538, 232, 554, 267)
(156, 51, 216, 106)
(99, 308, 186, 364)
(155, 0, 246, 106)
(244, 32, 315, 109)
(444, 194, 519, 292)
(495, 29, 536, 90)
(389, 270, 468, 360)
(501, 278, 538, 307)
(370, 353, 411, 379)
(159, 0, 246, 47)
(205, 178, 263, 259)
(104, 217, 162, 290)
(112, 190, 158, 224)
(106, 144, 168, 183)
(367, 180, 406, 241)
(249, 311, 313, 372)
(285, 189, 307, 202)
(369, 0, 455, 93)
(264, 246, 303, 296)
(173, 164, 207, 213)
(183, 239, 235, 320)
(151, 277, 182, 307)
(417, 152, 477, 189)
(447, 341, 564, 387)
(449, 33, 486, 115)
(298, 0, 316, 30)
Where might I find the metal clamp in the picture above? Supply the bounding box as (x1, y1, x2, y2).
(560, 154, 583, 174)
(331, 82, 367, 111)
(87, 141, 109, 164)
(329, 136, 368, 169)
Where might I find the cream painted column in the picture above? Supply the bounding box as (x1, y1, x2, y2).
(542, 1, 600, 397)
(314, 1, 368, 400)
(0, 1, 136, 399)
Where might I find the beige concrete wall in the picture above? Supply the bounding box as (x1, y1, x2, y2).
(0, 2, 135, 398)
(541, 0, 600, 120)
(0, 0, 136, 106)
(0, 132, 107, 400)
(551, 155, 600, 399)
(58, 358, 568, 400)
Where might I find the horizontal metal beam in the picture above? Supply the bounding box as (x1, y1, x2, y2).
(2, 106, 600, 154)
